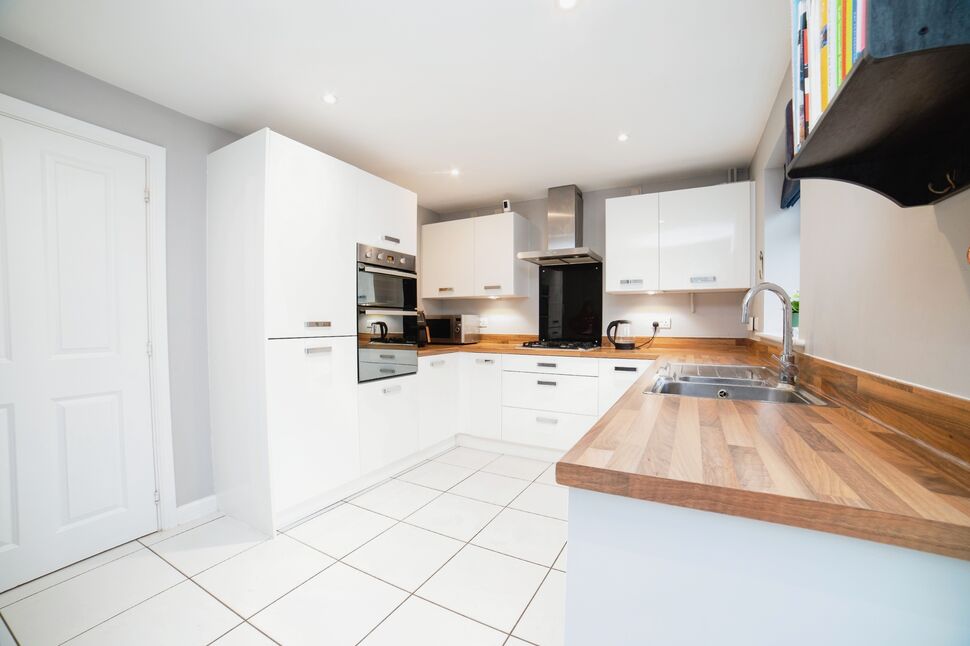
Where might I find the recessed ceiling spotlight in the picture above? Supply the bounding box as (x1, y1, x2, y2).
(450, 168, 461, 177)
(323, 93, 338, 105)
(558, 0, 578, 9)
(617, 133, 629, 142)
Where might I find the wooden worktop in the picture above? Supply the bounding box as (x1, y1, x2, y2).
(556, 345, 970, 561)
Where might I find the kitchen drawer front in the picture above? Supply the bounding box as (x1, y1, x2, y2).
(502, 353, 599, 377)
(359, 361, 417, 382)
(502, 406, 597, 451)
(502, 371, 598, 416)
(358, 347, 418, 366)
(598, 358, 654, 414)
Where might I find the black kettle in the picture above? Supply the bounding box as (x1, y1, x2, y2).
(606, 320, 636, 350)
(370, 321, 388, 341)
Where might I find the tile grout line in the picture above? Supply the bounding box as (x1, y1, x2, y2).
(1, 610, 21, 646)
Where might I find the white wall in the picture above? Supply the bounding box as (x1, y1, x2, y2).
(800, 182, 970, 398)
(426, 176, 753, 339)
(0, 38, 240, 505)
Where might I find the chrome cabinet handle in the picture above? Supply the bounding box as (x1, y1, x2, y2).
(614, 366, 637, 372)
(382, 384, 402, 393)
(537, 380, 557, 387)
(690, 275, 717, 284)
(438, 287, 454, 292)
(619, 279, 643, 286)
(379, 354, 396, 360)
(305, 346, 332, 355)
(431, 360, 445, 367)
(476, 358, 494, 365)
(305, 321, 332, 327)
(383, 235, 401, 244)
(379, 368, 396, 375)
(483, 284, 502, 290)
(536, 416, 559, 424)
(537, 362, 557, 368)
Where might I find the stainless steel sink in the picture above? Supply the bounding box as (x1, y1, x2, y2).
(647, 363, 831, 406)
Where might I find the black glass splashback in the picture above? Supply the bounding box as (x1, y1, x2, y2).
(538, 263, 602, 344)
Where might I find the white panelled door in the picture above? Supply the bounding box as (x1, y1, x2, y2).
(0, 115, 157, 591)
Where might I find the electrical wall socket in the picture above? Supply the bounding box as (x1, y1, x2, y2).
(479, 317, 488, 328)
(656, 315, 672, 330)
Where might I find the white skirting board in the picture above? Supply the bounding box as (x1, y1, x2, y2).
(456, 434, 565, 463)
(174, 494, 219, 526)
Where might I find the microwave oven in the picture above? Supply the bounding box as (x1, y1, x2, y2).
(425, 314, 480, 345)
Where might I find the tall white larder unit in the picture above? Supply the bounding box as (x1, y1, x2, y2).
(208, 129, 415, 533)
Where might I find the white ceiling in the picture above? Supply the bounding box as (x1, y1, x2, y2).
(0, 0, 789, 213)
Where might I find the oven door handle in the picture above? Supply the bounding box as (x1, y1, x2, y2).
(359, 264, 416, 280)
(358, 308, 419, 317)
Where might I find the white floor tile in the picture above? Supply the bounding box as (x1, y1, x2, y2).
(536, 464, 562, 486)
(344, 523, 462, 591)
(350, 479, 441, 519)
(64, 580, 239, 646)
(0, 620, 15, 646)
(0, 541, 143, 609)
(151, 516, 267, 576)
(251, 563, 407, 646)
(286, 503, 395, 559)
(194, 534, 334, 617)
(360, 596, 506, 646)
(449, 471, 530, 506)
(513, 570, 566, 646)
(506, 638, 532, 646)
(139, 512, 224, 547)
(417, 545, 546, 633)
(1, 548, 183, 646)
(397, 461, 475, 491)
(434, 447, 501, 470)
(404, 493, 503, 541)
(481, 455, 550, 481)
(553, 544, 567, 572)
(211, 622, 277, 645)
(509, 483, 569, 520)
(472, 508, 567, 567)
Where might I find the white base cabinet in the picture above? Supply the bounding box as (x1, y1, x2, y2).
(418, 354, 460, 449)
(265, 337, 359, 516)
(358, 375, 419, 474)
(459, 353, 503, 440)
(598, 358, 654, 414)
(501, 407, 598, 451)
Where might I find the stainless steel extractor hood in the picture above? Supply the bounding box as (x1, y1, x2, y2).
(517, 185, 603, 266)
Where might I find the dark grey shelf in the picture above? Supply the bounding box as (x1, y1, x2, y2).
(785, 1, 970, 207)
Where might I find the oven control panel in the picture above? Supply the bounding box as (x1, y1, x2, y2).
(357, 243, 416, 272)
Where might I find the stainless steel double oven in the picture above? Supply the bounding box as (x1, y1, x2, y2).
(356, 243, 418, 382)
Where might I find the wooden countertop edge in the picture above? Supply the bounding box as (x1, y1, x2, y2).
(556, 461, 970, 561)
(417, 344, 661, 360)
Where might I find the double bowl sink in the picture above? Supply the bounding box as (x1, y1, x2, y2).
(648, 363, 830, 406)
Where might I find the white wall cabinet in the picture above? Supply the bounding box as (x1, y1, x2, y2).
(605, 182, 753, 294)
(356, 171, 418, 255)
(358, 375, 420, 473)
(459, 353, 503, 439)
(265, 337, 359, 516)
(473, 213, 531, 298)
(421, 219, 475, 298)
(418, 354, 460, 449)
(658, 182, 753, 291)
(421, 212, 529, 299)
(605, 193, 660, 293)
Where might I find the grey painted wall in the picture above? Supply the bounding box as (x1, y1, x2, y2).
(0, 38, 240, 505)
(426, 173, 752, 339)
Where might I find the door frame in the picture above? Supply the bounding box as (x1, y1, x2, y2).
(0, 92, 178, 530)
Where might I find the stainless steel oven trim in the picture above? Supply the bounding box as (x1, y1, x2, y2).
(358, 263, 416, 279)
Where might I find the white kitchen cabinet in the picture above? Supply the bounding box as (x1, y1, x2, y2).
(265, 337, 359, 516)
(421, 211, 530, 299)
(605, 193, 660, 293)
(501, 353, 599, 377)
(358, 375, 419, 474)
(501, 407, 597, 451)
(658, 182, 753, 292)
(264, 134, 356, 338)
(473, 212, 530, 298)
(418, 354, 460, 448)
(356, 171, 417, 255)
(459, 353, 503, 439)
(421, 219, 475, 298)
(502, 371, 599, 417)
(598, 358, 653, 414)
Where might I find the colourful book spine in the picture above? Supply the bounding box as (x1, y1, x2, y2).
(858, 0, 867, 53)
(820, 0, 829, 110)
(854, 0, 866, 59)
(844, 0, 854, 76)
(835, 0, 843, 88)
